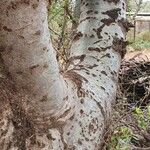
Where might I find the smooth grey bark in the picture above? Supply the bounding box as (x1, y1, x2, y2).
(0, 0, 68, 125)
(0, 0, 128, 149)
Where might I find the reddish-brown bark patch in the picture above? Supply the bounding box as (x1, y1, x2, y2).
(101, 18, 114, 26)
(73, 32, 83, 41)
(43, 63, 49, 68)
(40, 95, 48, 102)
(101, 71, 107, 76)
(88, 64, 98, 69)
(104, 0, 120, 4)
(88, 47, 101, 52)
(8, 0, 30, 10)
(112, 37, 128, 58)
(86, 10, 93, 14)
(3, 26, 12, 32)
(118, 18, 134, 32)
(93, 24, 105, 39)
(29, 64, 40, 70)
(34, 30, 41, 36)
(32, 3, 38, 9)
(102, 8, 121, 20)
(47, 133, 56, 141)
(80, 17, 97, 23)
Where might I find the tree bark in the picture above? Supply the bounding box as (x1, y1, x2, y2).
(0, 0, 127, 149)
(0, 0, 69, 123)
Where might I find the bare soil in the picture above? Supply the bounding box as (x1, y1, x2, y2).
(125, 49, 150, 61)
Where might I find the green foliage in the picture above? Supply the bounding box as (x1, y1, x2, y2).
(140, 1, 150, 12)
(139, 31, 150, 41)
(48, 1, 67, 38)
(127, 0, 150, 13)
(131, 39, 150, 50)
(108, 127, 132, 150)
(107, 106, 150, 149)
(48, 0, 74, 40)
(127, 31, 150, 50)
(134, 106, 150, 130)
(48, 0, 75, 66)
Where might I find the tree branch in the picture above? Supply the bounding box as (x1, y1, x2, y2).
(0, 0, 67, 125)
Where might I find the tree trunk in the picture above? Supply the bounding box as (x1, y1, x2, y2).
(0, 0, 127, 149)
(72, 0, 81, 30)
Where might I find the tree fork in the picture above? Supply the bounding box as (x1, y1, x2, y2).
(0, 0, 128, 149)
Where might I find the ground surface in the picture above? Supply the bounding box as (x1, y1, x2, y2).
(125, 49, 150, 61)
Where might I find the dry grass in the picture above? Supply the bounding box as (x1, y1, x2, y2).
(104, 55, 150, 150)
